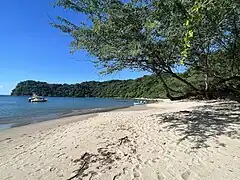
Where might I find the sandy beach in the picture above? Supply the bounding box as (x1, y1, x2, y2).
(0, 100, 240, 180)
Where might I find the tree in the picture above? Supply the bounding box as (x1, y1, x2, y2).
(11, 76, 186, 98)
(182, 0, 240, 98)
(53, 0, 240, 100)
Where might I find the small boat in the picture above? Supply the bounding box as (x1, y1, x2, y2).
(28, 93, 47, 102)
(133, 101, 146, 106)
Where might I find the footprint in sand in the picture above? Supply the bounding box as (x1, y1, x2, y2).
(133, 170, 141, 178)
(6, 139, 13, 143)
(132, 167, 142, 179)
(113, 173, 122, 180)
(23, 163, 30, 167)
(157, 172, 165, 180)
(136, 154, 142, 163)
(123, 167, 129, 175)
(144, 159, 152, 165)
(152, 157, 160, 163)
(181, 170, 191, 180)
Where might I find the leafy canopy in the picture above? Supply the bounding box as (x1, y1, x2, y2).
(53, 0, 240, 99)
(54, 0, 192, 74)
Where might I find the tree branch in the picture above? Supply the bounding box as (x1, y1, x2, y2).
(217, 76, 240, 84)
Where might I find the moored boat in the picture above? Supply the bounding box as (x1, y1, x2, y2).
(28, 93, 47, 102)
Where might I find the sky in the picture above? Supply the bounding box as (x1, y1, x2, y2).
(0, 0, 149, 95)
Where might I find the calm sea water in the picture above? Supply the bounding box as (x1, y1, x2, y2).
(0, 96, 134, 130)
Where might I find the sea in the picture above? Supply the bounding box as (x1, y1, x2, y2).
(0, 95, 135, 130)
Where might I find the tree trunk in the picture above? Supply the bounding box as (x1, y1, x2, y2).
(169, 72, 199, 92)
(157, 74, 199, 101)
(204, 73, 208, 92)
(204, 55, 209, 99)
(157, 74, 172, 99)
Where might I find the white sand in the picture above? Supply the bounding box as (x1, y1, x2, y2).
(0, 100, 240, 180)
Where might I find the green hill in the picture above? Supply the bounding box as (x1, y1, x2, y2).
(11, 75, 181, 98)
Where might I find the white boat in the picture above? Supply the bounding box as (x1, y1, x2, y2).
(133, 101, 146, 106)
(28, 93, 47, 102)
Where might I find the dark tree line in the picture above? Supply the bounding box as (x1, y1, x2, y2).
(11, 72, 201, 98)
(11, 76, 165, 98)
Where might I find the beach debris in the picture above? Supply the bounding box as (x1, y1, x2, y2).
(80, 152, 92, 160)
(68, 153, 94, 180)
(113, 173, 122, 180)
(72, 152, 94, 163)
(88, 171, 98, 180)
(56, 153, 65, 158)
(68, 136, 135, 180)
(49, 167, 56, 172)
(119, 136, 130, 146)
(179, 110, 191, 114)
(67, 161, 88, 180)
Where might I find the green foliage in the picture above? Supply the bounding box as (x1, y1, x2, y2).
(11, 74, 202, 98)
(53, 0, 187, 74)
(52, 0, 240, 99)
(181, 0, 203, 64)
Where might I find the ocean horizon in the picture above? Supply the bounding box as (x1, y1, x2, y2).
(0, 95, 135, 130)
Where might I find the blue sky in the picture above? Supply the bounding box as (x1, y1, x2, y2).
(0, 0, 149, 95)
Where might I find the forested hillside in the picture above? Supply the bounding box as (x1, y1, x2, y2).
(11, 75, 164, 98)
(11, 74, 195, 98)
(12, 69, 239, 99)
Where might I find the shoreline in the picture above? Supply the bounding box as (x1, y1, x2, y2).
(0, 105, 134, 131)
(0, 96, 139, 131)
(0, 104, 149, 141)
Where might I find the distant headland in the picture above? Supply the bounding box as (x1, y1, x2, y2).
(11, 75, 169, 98)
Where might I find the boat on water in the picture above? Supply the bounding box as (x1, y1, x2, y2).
(28, 93, 47, 102)
(133, 101, 146, 106)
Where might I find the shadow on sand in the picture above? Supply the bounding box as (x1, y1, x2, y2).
(154, 101, 240, 150)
